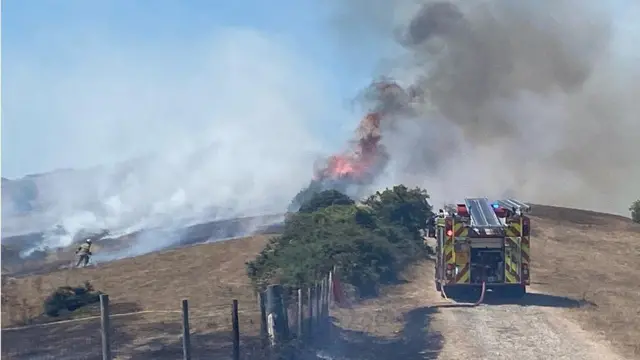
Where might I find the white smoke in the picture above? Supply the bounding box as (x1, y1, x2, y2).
(3, 25, 346, 256)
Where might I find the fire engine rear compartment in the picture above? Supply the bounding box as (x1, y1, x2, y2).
(469, 247, 504, 284)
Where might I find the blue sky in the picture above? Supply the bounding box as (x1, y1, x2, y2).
(2, 0, 385, 178)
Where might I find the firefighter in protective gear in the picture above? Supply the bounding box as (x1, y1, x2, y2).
(75, 239, 93, 268)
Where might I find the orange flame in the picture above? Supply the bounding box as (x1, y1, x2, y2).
(315, 79, 412, 182)
(315, 112, 383, 181)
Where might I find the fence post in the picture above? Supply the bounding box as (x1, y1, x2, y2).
(259, 291, 268, 350)
(319, 278, 326, 324)
(100, 294, 112, 360)
(325, 276, 330, 316)
(315, 283, 321, 332)
(328, 269, 334, 307)
(326, 275, 331, 313)
(232, 299, 240, 360)
(265, 284, 287, 347)
(306, 287, 313, 342)
(327, 277, 331, 312)
(297, 288, 303, 338)
(321, 277, 328, 336)
(181, 299, 191, 360)
(326, 273, 332, 341)
(281, 290, 290, 340)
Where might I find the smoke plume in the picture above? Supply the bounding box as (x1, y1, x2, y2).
(330, 0, 640, 214)
(2, 26, 336, 256)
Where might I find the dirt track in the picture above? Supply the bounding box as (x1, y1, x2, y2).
(436, 289, 624, 360)
(328, 261, 626, 360)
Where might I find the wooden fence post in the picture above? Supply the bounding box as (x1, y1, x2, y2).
(306, 287, 313, 342)
(232, 299, 240, 360)
(315, 283, 321, 331)
(326, 277, 330, 313)
(321, 276, 329, 336)
(265, 284, 287, 347)
(327, 276, 332, 323)
(327, 275, 331, 311)
(328, 270, 334, 307)
(181, 299, 191, 360)
(258, 291, 268, 349)
(326, 272, 332, 340)
(325, 276, 330, 314)
(320, 278, 326, 324)
(297, 288, 303, 338)
(99, 294, 112, 360)
(281, 291, 290, 340)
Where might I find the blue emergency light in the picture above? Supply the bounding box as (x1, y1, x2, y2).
(492, 202, 500, 209)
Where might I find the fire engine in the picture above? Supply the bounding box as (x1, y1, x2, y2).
(428, 198, 531, 298)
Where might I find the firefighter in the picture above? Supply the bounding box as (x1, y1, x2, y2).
(75, 239, 93, 268)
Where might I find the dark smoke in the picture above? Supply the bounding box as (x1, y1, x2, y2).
(332, 0, 640, 215)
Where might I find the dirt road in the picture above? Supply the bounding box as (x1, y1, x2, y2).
(328, 261, 626, 360)
(435, 288, 624, 360)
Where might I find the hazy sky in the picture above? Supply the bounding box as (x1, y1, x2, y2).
(2, 0, 638, 179)
(1, 0, 385, 178)
(2, 0, 639, 244)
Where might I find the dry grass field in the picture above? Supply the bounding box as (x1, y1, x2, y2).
(2, 204, 640, 359)
(1, 235, 272, 359)
(527, 205, 640, 358)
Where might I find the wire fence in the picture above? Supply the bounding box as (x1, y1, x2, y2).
(1, 302, 260, 360)
(1, 271, 337, 360)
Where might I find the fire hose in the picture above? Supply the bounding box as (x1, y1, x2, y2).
(440, 281, 486, 306)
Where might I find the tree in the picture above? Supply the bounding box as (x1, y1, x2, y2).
(288, 180, 324, 212)
(247, 205, 397, 292)
(247, 185, 435, 298)
(298, 189, 355, 213)
(287, 178, 363, 212)
(363, 185, 434, 241)
(631, 200, 640, 223)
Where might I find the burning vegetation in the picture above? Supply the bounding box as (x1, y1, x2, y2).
(289, 80, 420, 211)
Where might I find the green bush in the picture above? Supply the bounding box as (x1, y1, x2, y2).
(631, 200, 640, 223)
(298, 189, 355, 213)
(43, 281, 102, 317)
(247, 184, 434, 298)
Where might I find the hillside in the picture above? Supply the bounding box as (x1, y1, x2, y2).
(1, 235, 272, 359)
(2, 204, 640, 359)
(1, 213, 284, 277)
(526, 204, 640, 357)
(2, 235, 271, 319)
